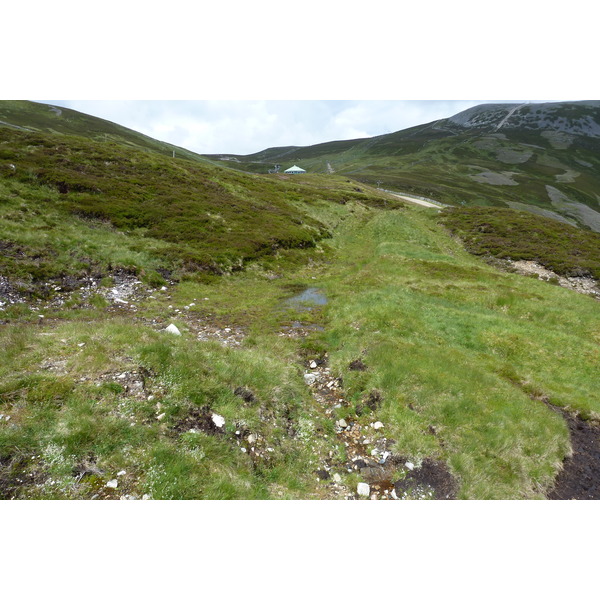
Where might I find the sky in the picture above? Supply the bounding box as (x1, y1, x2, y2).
(42, 99, 523, 155)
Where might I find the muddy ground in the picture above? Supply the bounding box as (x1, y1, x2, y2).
(547, 409, 600, 500)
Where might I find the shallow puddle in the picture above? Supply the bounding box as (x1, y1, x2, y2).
(284, 287, 328, 311)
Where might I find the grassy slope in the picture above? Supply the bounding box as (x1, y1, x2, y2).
(1, 105, 600, 499)
(440, 206, 600, 279)
(2, 195, 599, 499)
(0, 100, 208, 162)
(0, 125, 397, 295)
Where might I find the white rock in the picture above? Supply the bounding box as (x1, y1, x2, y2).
(247, 434, 257, 444)
(211, 413, 225, 428)
(333, 473, 342, 483)
(224, 328, 231, 333)
(114, 298, 128, 304)
(336, 418, 348, 429)
(156, 412, 166, 421)
(161, 286, 168, 291)
(105, 479, 118, 489)
(78, 343, 85, 347)
(309, 361, 317, 369)
(379, 451, 391, 464)
(357, 482, 370, 497)
(164, 324, 181, 336)
(117, 470, 126, 477)
(303, 373, 318, 385)
(391, 489, 399, 500)
(405, 461, 415, 470)
(372, 421, 384, 430)
(142, 494, 151, 500)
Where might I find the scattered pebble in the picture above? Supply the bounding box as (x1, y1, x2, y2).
(105, 479, 118, 489)
(164, 323, 181, 336)
(405, 461, 415, 470)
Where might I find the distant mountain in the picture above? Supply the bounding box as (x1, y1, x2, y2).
(211, 101, 600, 232)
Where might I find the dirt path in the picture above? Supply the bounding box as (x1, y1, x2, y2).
(495, 103, 527, 131)
(302, 358, 457, 500)
(385, 191, 445, 209)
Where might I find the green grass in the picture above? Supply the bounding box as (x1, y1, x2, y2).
(0, 316, 332, 499)
(0, 120, 401, 298)
(312, 208, 598, 498)
(3, 103, 600, 500)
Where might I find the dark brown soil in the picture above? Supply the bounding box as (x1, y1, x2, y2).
(547, 410, 600, 500)
(348, 359, 368, 371)
(392, 457, 458, 500)
(172, 406, 224, 436)
(0, 453, 48, 499)
(233, 386, 256, 404)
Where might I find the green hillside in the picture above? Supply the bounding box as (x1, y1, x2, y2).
(214, 101, 600, 232)
(1, 101, 600, 500)
(0, 100, 210, 163)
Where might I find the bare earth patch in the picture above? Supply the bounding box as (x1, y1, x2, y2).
(506, 259, 600, 299)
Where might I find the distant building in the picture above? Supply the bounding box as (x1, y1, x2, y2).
(284, 165, 306, 174)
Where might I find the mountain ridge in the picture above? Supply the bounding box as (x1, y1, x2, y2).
(210, 100, 600, 232)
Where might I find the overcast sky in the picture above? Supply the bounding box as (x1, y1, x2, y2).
(42, 100, 526, 155)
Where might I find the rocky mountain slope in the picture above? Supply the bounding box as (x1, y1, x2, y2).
(210, 101, 600, 232)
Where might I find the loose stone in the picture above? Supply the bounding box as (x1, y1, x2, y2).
(164, 323, 181, 336)
(211, 413, 225, 428)
(357, 482, 370, 497)
(304, 373, 318, 385)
